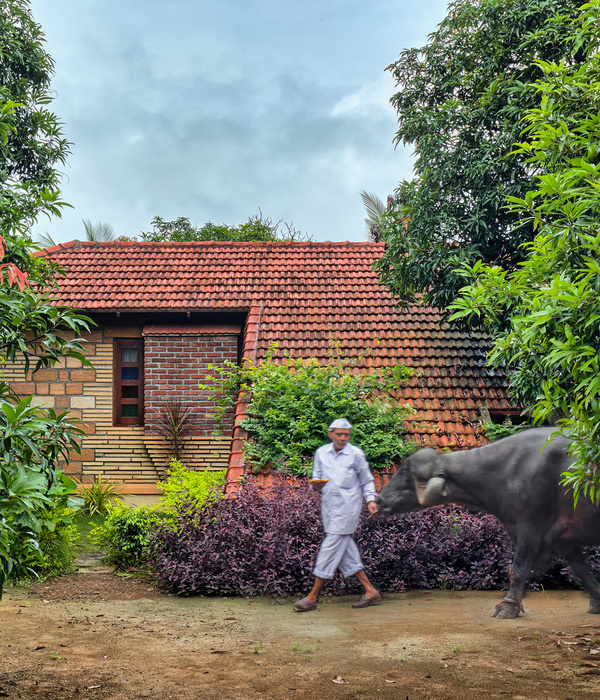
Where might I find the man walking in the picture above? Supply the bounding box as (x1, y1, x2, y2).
(293, 418, 380, 612)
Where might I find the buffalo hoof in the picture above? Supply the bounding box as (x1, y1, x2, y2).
(588, 600, 600, 614)
(491, 599, 523, 619)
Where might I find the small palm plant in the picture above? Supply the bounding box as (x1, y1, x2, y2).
(80, 474, 123, 515)
(156, 399, 192, 461)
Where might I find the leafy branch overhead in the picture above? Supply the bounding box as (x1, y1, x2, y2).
(375, 0, 585, 311)
(449, 0, 600, 503)
(204, 346, 415, 475)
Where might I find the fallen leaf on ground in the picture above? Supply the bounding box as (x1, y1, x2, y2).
(87, 686, 102, 690)
(384, 679, 396, 683)
(518, 636, 533, 641)
(33, 645, 46, 651)
(504, 668, 514, 673)
(331, 676, 347, 684)
(580, 662, 598, 668)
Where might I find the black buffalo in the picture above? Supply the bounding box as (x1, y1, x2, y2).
(377, 427, 600, 618)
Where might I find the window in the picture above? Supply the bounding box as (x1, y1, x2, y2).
(114, 339, 144, 425)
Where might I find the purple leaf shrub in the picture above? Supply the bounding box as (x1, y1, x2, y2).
(152, 476, 600, 597)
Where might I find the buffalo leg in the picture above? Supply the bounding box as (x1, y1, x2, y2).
(564, 550, 600, 614)
(492, 541, 539, 619)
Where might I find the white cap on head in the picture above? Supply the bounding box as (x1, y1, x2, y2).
(328, 418, 352, 430)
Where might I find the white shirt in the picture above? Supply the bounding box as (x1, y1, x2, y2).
(311, 442, 377, 535)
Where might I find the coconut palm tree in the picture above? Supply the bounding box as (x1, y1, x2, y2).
(360, 191, 387, 242)
(36, 232, 58, 248)
(82, 219, 116, 241)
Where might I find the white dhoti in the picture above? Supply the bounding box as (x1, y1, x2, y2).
(313, 533, 364, 579)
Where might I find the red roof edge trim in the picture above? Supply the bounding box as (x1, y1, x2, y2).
(35, 239, 82, 258)
(225, 304, 263, 496)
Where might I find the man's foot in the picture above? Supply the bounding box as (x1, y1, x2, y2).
(352, 591, 381, 608)
(293, 597, 317, 612)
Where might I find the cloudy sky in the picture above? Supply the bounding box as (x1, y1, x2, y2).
(29, 0, 450, 244)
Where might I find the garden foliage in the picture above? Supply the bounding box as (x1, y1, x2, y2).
(205, 347, 414, 475)
(449, 1, 600, 502)
(0, 1, 92, 595)
(91, 461, 226, 570)
(376, 0, 584, 311)
(152, 477, 592, 598)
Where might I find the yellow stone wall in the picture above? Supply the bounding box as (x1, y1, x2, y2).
(2, 327, 232, 492)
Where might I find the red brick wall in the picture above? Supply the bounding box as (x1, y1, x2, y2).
(144, 334, 238, 435)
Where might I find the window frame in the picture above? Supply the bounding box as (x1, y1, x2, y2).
(113, 339, 144, 426)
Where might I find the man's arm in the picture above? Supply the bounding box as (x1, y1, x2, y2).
(355, 448, 378, 514)
(310, 449, 326, 492)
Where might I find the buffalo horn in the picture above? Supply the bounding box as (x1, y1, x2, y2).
(417, 477, 448, 507)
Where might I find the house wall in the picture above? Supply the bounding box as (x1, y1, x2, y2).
(144, 334, 238, 434)
(2, 326, 235, 492)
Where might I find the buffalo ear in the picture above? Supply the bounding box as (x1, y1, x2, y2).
(416, 477, 448, 507)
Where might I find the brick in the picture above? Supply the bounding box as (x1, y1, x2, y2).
(55, 396, 70, 408)
(71, 396, 96, 409)
(31, 396, 55, 408)
(71, 369, 96, 382)
(49, 383, 66, 395)
(10, 382, 35, 394)
(66, 382, 83, 395)
(32, 369, 58, 381)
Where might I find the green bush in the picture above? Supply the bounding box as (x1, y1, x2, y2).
(157, 459, 226, 509)
(90, 504, 164, 570)
(483, 422, 531, 443)
(91, 461, 226, 570)
(34, 506, 79, 577)
(204, 346, 415, 474)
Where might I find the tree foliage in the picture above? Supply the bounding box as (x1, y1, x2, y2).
(140, 213, 311, 243)
(449, 1, 600, 503)
(375, 0, 583, 310)
(0, 1, 92, 594)
(204, 347, 415, 475)
(0, 0, 70, 236)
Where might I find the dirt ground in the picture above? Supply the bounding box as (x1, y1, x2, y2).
(3, 573, 600, 699)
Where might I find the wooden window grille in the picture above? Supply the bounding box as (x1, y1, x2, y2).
(114, 339, 144, 426)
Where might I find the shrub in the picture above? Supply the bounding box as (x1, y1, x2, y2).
(153, 475, 600, 597)
(90, 504, 165, 570)
(91, 462, 226, 570)
(204, 346, 415, 475)
(157, 460, 226, 509)
(33, 505, 79, 577)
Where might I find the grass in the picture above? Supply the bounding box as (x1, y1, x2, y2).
(73, 513, 106, 557)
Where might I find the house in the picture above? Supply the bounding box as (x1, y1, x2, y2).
(4, 240, 515, 494)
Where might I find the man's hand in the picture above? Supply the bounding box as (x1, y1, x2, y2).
(367, 501, 379, 517)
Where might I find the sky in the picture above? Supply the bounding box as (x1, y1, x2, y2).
(29, 0, 450, 244)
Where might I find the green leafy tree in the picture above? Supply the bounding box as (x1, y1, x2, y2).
(375, 0, 583, 311)
(205, 347, 415, 475)
(0, 1, 93, 594)
(0, 0, 71, 236)
(140, 213, 311, 243)
(449, 1, 600, 503)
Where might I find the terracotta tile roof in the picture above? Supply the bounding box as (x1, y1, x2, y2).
(43, 240, 514, 461)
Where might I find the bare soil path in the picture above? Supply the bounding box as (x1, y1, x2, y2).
(2, 574, 600, 699)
